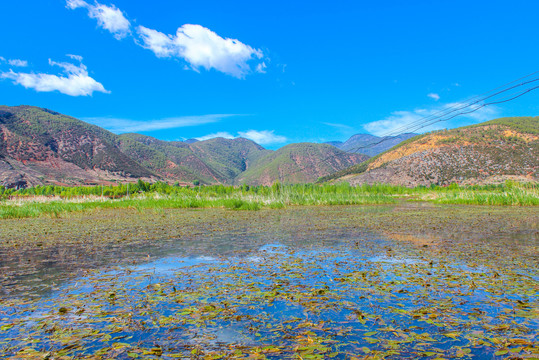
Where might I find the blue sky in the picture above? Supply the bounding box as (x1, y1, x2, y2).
(1, 0, 538, 149)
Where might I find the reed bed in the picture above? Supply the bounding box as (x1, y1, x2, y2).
(0, 181, 536, 219)
(430, 186, 539, 206)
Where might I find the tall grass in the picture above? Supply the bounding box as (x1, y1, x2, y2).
(0, 181, 412, 199)
(431, 184, 539, 206)
(0, 181, 536, 219)
(0, 187, 398, 219)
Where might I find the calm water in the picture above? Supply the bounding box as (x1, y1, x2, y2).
(0, 205, 537, 359)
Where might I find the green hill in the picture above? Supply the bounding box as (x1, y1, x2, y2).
(237, 143, 369, 185)
(189, 137, 272, 183)
(118, 133, 221, 184)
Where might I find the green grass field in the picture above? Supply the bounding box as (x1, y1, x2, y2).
(0, 181, 537, 219)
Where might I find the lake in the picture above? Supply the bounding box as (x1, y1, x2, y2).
(0, 204, 537, 359)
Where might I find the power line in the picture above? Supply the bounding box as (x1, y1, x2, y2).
(415, 84, 539, 130)
(373, 71, 539, 138)
(350, 77, 539, 147)
(333, 77, 539, 155)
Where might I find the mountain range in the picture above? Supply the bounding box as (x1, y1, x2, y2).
(2, 105, 536, 189)
(0, 106, 368, 188)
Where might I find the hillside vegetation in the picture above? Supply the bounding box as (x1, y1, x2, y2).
(0, 106, 367, 188)
(323, 117, 538, 186)
(237, 143, 368, 185)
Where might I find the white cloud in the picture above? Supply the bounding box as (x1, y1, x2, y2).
(196, 132, 235, 141)
(195, 129, 287, 145)
(363, 102, 499, 136)
(7, 59, 28, 67)
(67, 54, 83, 62)
(66, 0, 87, 9)
(84, 114, 236, 133)
(137, 26, 174, 57)
(1, 57, 109, 96)
(0, 57, 28, 67)
(427, 93, 440, 101)
(66, 0, 131, 39)
(238, 130, 287, 145)
(137, 24, 264, 78)
(65, 1, 265, 78)
(256, 62, 267, 74)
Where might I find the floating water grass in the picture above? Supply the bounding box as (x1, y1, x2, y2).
(0, 205, 537, 359)
(1, 234, 537, 359)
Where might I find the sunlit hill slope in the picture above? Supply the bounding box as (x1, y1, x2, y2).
(322, 117, 539, 186)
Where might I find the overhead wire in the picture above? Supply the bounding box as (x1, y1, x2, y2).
(327, 75, 539, 155)
(372, 71, 539, 138)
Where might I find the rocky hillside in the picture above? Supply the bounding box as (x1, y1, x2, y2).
(237, 143, 369, 185)
(323, 117, 539, 187)
(0, 106, 367, 188)
(326, 133, 417, 156)
(0, 106, 155, 188)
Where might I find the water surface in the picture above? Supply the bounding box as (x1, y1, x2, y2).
(0, 204, 537, 358)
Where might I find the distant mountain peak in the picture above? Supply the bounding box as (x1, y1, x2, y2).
(326, 132, 418, 157)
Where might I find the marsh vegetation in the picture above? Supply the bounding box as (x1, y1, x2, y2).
(0, 181, 537, 219)
(0, 204, 537, 359)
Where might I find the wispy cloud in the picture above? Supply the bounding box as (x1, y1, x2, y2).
(66, 0, 266, 78)
(0, 56, 109, 96)
(427, 93, 440, 101)
(8, 59, 28, 67)
(256, 62, 267, 74)
(363, 102, 499, 136)
(66, 0, 131, 39)
(0, 57, 29, 67)
(323, 122, 354, 131)
(196, 132, 235, 141)
(238, 130, 287, 145)
(196, 129, 287, 145)
(67, 54, 84, 62)
(84, 114, 237, 133)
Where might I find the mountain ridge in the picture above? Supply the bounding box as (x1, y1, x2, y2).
(0, 106, 369, 187)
